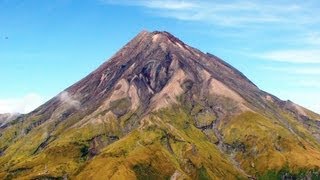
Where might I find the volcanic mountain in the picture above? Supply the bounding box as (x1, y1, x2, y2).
(1, 31, 320, 179)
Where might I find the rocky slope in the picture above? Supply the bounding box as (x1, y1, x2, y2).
(1, 31, 320, 179)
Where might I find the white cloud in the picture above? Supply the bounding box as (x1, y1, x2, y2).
(59, 91, 81, 109)
(264, 66, 320, 75)
(257, 50, 320, 63)
(103, 0, 319, 26)
(142, 0, 196, 10)
(102, 0, 196, 9)
(0, 93, 45, 114)
(296, 80, 320, 88)
(0, 92, 81, 114)
(303, 32, 320, 46)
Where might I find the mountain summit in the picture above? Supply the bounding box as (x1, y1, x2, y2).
(1, 31, 320, 179)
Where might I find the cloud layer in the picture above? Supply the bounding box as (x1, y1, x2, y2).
(0, 91, 81, 114)
(104, 0, 320, 64)
(258, 50, 320, 63)
(0, 93, 45, 114)
(104, 0, 319, 26)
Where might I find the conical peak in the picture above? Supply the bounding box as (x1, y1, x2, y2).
(133, 30, 187, 48)
(97, 30, 258, 98)
(151, 31, 187, 46)
(151, 31, 176, 39)
(137, 30, 176, 39)
(136, 30, 150, 38)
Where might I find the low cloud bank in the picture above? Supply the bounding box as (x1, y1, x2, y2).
(0, 93, 44, 114)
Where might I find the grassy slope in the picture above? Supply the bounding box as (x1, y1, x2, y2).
(76, 107, 244, 179)
(0, 107, 245, 179)
(222, 111, 320, 177)
(77, 108, 243, 179)
(1, 102, 320, 179)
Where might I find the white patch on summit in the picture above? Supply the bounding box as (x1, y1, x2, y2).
(152, 34, 161, 42)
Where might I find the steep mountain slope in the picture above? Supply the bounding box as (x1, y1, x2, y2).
(0, 113, 21, 128)
(1, 31, 320, 179)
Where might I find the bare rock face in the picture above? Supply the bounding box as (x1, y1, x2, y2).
(28, 31, 315, 129)
(29, 31, 263, 124)
(1, 31, 320, 179)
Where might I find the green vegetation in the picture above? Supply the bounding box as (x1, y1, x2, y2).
(1, 95, 320, 179)
(196, 166, 210, 180)
(222, 111, 320, 176)
(259, 169, 320, 180)
(133, 164, 169, 180)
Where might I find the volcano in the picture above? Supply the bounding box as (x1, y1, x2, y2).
(1, 31, 320, 179)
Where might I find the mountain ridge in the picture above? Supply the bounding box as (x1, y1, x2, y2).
(1, 30, 320, 179)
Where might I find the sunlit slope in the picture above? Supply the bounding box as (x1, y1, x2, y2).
(1, 103, 320, 179)
(1, 31, 320, 179)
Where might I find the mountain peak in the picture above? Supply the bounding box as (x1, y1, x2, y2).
(130, 30, 188, 51)
(2, 30, 320, 179)
(137, 30, 177, 39)
(39, 30, 260, 115)
(135, 29, 150, 38)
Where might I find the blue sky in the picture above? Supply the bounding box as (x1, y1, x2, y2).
(0, 0, 319, 114)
